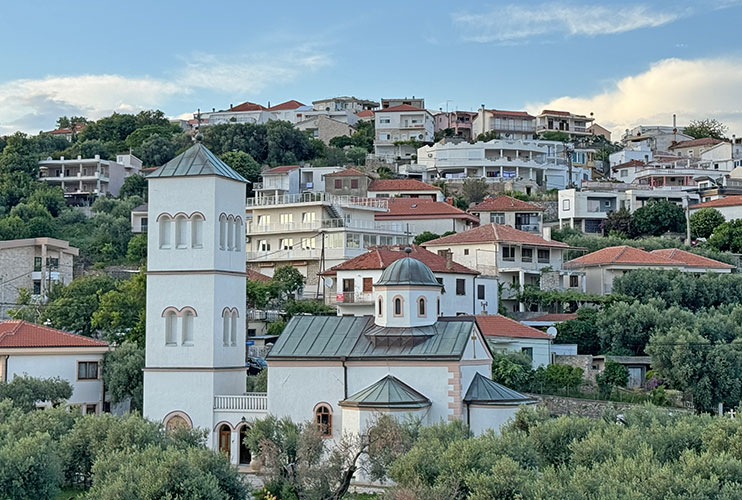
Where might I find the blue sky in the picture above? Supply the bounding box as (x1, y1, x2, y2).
(2, 1, 742, 136)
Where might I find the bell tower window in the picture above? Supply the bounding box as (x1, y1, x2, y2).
(393, 296, 403, 317)
(159, 216, 172, 249)
(417, 297, 426, 317)
(377, 297, 383, 317)
(165, 311, 177, 345)
(175, 215, 188, 248)
(191, 214, 204, 248)
(219, 214, 227, 250)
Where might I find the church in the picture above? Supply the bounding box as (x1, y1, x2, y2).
(143, 141, 536, 466)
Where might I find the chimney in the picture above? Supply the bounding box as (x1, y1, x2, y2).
(446, 196, 454, 205)
(230, 104, 233, 109)
(444, 250, 453, 270)
(542, 226, 552, 241)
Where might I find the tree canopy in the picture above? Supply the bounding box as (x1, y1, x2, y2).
(683, 118, 728, 140)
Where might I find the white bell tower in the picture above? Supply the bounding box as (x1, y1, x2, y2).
(143, 140, 247, 447)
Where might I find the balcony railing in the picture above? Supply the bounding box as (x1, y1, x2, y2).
(330, 291, 374, 305)
(213, 393, 268, 411)
(515, 224, 540, 233)
(246, 309, 283, 322)
(248, 218, 405, 234)
(247, 192, 388, 210)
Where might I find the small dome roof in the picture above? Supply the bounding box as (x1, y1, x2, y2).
(376, 254, 440, 287)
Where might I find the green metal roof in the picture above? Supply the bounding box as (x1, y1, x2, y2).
(146, 142, 248, 182)
(267, 316, 474, 360)
(463, 372, 535, 405)
(376, 256, 441, 287)
(340, 375, 431, 409)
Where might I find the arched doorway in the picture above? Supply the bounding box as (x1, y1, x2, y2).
(218, 424, 231, 457)
(238, 425, 251, 465)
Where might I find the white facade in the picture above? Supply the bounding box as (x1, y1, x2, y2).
(374, 107, 435, 160)
(536, 110, 594, 138)
(39, 154, 141, 199)
(486, 337, 551, 368)
(472, 108, 536, 140)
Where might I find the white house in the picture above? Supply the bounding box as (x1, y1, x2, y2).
(475, 315, 552, 368)
(535, 109, 594, 139)
(374, 104, 434, 160)
(469, 195, 543, 233)
(320, 245, 498, 316)
(39, 153, 142, 202)
(0, 320, 109, 414)
(374, 198, 479, 235)
(688, 195, 742, 221)
(367, 178, 443, 201)
(472, 108, 536, 141)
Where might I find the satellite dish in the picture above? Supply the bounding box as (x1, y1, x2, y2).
(324, 277, 334, 288)
(546, 326, 558, 337)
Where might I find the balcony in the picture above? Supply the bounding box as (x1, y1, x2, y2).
(330, 291, 374, 305)
(213, 393, 268, 412)
(247, 192, 388, 211)
(248, 218, 405, 235)
(246, 309, 282, 322)
(515, 224, 540, 233)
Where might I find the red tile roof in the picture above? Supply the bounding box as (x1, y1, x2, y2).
(263, 165, 299, 174)
(268, 100, 305, 111)
(470, 195, 543, 212)
(611, 159, 646, 171)
(246, 269, 271, 282)
(0, 321, 108, 348)
(527, 313, 577, 322)
(368, 179, 440, 192)
(324, 168, 368, 177)
(649, 249, 734, 269)
(376, 198, 479, 223)
(376, 104, 427, 113)
(669, 137, 724, 149)
(424, 223, 569, 248)
(228, 101, 267, 112)
(321, 245, 478, 276)
(486, 109, 534, 119)
(689, 195, 742, 209)
(540, 109, 571, 116)
(476, 315, 552, 340)
(564, 245, 682, 268)
(356, 110, 375, 118)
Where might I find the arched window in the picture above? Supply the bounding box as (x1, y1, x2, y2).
(165, 311, 177, 345)
(222, 312, 230, 346)
(393, 296, 403, 317)
(159, 216, 172, 249)
(182, 310, 194, 345)
(175, 215, 188, 248)
(233, 218, 242, 252)
(377, 297, 383, 317)
(191, 214, 204, 248)
(219, 214, 227, 250)
(230, 311, 238, 346)
(227, 217, 235, 251)
(238, 425, 251, 464)
(164, 414, 191, 432)
(218, 424, 231, 457)
(418, 297, 426, 317)
(437, 297, 441, 316)
(315, 404, 332, 437)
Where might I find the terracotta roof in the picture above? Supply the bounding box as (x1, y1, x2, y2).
(564, 246, 682, 268)
(356, 110, 375, 118)
(324, 168, 368, 177)
(268, 100, 305, 111)
(650, 249, 734, 269)
(485, 109, 534, 119)
(227, 101, 267, 112)
(540, 109, 571, 116)
(246, 269, 271, 282)
(376, 198, 479, 223)
(423, 223, 569, 248)
(690, 195, 742, 209)
(0, 321, 108, 348)
(611, 159, 646, 171)
(476, 315, 552, 340)
(527, 313, 577, 322)
(47, 123, 86, 135)
(376, 104, 427, 113)
(368, 179, 440, 192)
(321, 245, 478, 276)
(669, 137, 724, 149)
(263, 165, 299, 174)
(471, 195, 543, 212)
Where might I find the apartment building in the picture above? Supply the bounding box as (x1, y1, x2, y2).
(612, 151, 736, 188)
(558, 184, 699, 233)
(0, 238, 78, 319)
(374, 104, 435, 160)
(320, 245, 497, 317)
(536, 110, 594, 139)
(255, 165, 344, 199)
(416, 139, 590, 191)
(472, 108, 536, 140)
(469, 195, 543, 233)
(620, 125, 692, 151)
(434, 111, 476, 140)
(381, 97, 425, 109)
(303, 96, 378, 125)
(131, 203, 148, 233)
(422, 224, 583, 312)
(38, 153, 142, 202)
(669, 137, 725, 158)
(367, 178, 443, 200)
(205, 101, 272, 125)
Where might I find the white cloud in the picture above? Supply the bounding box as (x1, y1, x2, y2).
(526, 57, 742, 138)
(453, 3, 686, 42)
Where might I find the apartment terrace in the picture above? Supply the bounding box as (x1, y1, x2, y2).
(247, 192, 388, 211)
(247, 217, 405, 234)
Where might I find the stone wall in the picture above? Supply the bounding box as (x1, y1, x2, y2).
(539, 271, 562, 291)
(554, 354, 599, 384)
(532, 394, 646, 418)
(534, 200, 558, 222)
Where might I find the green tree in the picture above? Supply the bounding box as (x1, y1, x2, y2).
(102, 342, 145, 411)
(595, 360, 629, 398)
(266, 120, 311, 165)
(119, 174, 148, 199)
(706, 218, 742, 253)
(683, 118, 728, 140)
(491, 352, 533, 391)
(139, 134, 176, 167)
(345, 146, 368, 166)
(26, 184, 66, 217)
(460, 178, 489, 205)
(79, 112, 138, 143)
(539, 131, 570, 142)
(283, 299, 335, 319)
(219, 151, 261, 196)
(92, 272, 146, 344)
(413, 231, 441, 245)
(0, 432, 62, 499)
(631, 199, 686, 236)
(44, 275, 118, 336)
(271, 265, 305, 301)
(689, 207, 725, 239)
(601, 207, 633, 237)
(349, 120, 375, 152)
(0, 375, 72, 411)
(554, 307, 601, 354)
(7, 288, 44, 323)
(246, 370, 267, 392)
(126, 233, 148, 264)
(474, 130, 500, 142)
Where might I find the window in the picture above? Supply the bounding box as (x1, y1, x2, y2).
(522, 248, 533, 262)
(437, 297, 441, 316)
(570, 275, 579, 288)
(418, 297, 426, 317)
(456, 279, 466, 296)
(490, 212, 505, 224)
(562, 199, 571, 211)
(222, 314, 230, 346)
(363, 234, 377, 248)
(280, 213, 293, 224)
(230, 313, 238, 346)
(259, 240, 271, 252)
(620, 170, 628, 178)
(219, 215, 227, 250)
(257, 215, 270, 226)
(346, 233, 360, 248)
(33, 281, 41, 295)
(159, 216, 172, 248)
(191, 214, 204, 248)
(477, 284, 485, 300)
(436, 277, 445, 294)
(315, 405, 332, 436)
(537, 249, 550, 263)
(165, 311, 177, 345)
(521, 347, 533, 361)
(280, 238, 294, 250)
(502, 246, 516, 261)
(379, 235, 394, 245)
(182, 310, 194, 345)
(233, 219, 242, 251)
(84, 404, 97, 415)
(464, 249, 469, 256)
(302, 212, 315, 224)
(335, 179, 342, 189)
(584, 219, 602, 233)
(77, 361, 99, 380)
(301, 237, 316, 250)
(227, 218, 235, 251)
(351, 179, 359, 189)
(175, 215, 188, 248)
(33, 256, 42, 272)
(141, 217, 148, 232)
(378, 297, 383, 316)
(363, 278, 373, 293)
(393, 296, 403, 316)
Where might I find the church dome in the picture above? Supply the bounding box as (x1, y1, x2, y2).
(376, 253, 440, 287)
